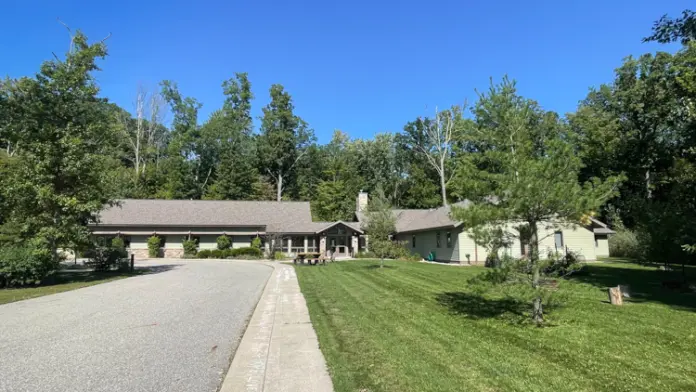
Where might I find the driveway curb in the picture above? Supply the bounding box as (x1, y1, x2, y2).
(219, 263, 333, 392)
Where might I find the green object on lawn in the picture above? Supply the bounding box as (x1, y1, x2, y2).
(428, 251, 435, 261)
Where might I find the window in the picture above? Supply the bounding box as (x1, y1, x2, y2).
(554, 231, 564, 250)
(159, 236, 167, 248)
(412, 235, 416, 248)
(595, 237, 599, 248)
(122, 236, 131, 249)
(436, 232, 441, 248)
(446, 232, 452, 248)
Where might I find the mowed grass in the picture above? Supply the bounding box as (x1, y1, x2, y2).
(0, 270, 137, 305)
(295, 259, 696, 392)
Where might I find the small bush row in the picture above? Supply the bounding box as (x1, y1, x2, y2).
(196, 247, 263, 259)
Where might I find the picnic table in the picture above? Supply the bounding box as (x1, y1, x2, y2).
(293, 251, 335, 265)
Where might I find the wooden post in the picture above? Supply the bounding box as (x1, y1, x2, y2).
(130, 254, 135, 273)
(608, 286, 623, 305)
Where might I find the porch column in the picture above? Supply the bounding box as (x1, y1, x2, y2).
(304, 236, 308, 253)
(264, 241, 270, 256)
(365, 235, 369, 251)
(351, 234, 359, 257)
(287, 237, 293, 255)
(319, 235, 327, 255)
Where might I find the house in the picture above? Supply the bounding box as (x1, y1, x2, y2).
(354, 192, 614, 263)
(91, 199, 365, 259)
(90, 192, 613, 262)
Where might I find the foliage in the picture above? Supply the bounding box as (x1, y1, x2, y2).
(644, 9, 696, 44)
(451, 78, 622, 324)
(210, 249, 223, 259)
(230, 247, 263, 258)
(608, 229, 642, 259)
(216, 235, 231, 250)
(182, 239, 198, 257)
(361, 187, 396, 268)
(0, 31, 118, 257)
(85, 243, 128, 272)
(0, 242, 58, 287)
(542, 250, 583, 277)
(251, 236, 262, 249)
(257, 84, 314, 201)
(196, 249, 212, 259)
(272, 251, 287, 260)
(147, 236, 161, 258)
(111, 237, 125, 250)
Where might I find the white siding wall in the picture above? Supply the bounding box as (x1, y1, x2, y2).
(396, 228, 461, 262)
(595, 235, 610, 258)
(458, 231, 486, 264)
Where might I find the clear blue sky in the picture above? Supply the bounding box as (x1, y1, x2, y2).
(2, 0, 690, 143)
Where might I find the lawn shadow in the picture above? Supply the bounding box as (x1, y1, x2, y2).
(436, 291, 527, 320)
(363, 264, 396, 270)
(47, 264, 180, 286)
(568, 262, 696, 312)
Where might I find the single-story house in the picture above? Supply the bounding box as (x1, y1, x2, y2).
(90, 191, 613, 262)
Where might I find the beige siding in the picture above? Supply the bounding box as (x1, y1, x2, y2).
(595, 234, 610, 258)
(396, 228, 461, 262)
(455, 222, 598, 263)
(458, 231, 485, 264)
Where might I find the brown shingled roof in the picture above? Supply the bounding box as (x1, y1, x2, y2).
(93, 199, 316, 233)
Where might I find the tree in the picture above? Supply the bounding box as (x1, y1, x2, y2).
(644, 9, 696, 44)
(451, 78, 622, 324)
(0, 30, 118, 260)
(401, 106, 462, 206)
(362, 187, 396, 268)
(160, 80, 203, 199)
(117, 86, 166, 183)
(312, 131, 361, 221)
(257, 84, 314, 201)
(204, 73, 261, 200)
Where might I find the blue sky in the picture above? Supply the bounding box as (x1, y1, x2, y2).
(2, 1, 690, 143)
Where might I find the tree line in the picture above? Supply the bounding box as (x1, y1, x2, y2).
(1, 10, 695, 288)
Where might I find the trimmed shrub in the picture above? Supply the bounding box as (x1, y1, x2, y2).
(236, 247, 263, 256)
(210, 249, 223, 259)
(111, 237, 125, 250)
(217, 235, 231, 250)
(182, 239, 198, 257)
(222, 248, 234, 258)
(197, 249, 212, 259)
(609, 229, 641, 259)
(85, 245, 128, 272)
(251, 236, 262, 249)
(0, 243, 57, 287)
(272, 251, 287, 260)
(147, 236, 161, 258)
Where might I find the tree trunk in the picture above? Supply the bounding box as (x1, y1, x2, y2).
(380, 257, 384, 269)
(277, 174, 283, 202)
(529, 220, 543, 325)
(440, 169, 448, 207)
(608, 286, 623, 305)
(645, 169, 652, 199)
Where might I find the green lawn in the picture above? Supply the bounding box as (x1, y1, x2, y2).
(0, 269, 138, 305)
(295, 259, 696, 392)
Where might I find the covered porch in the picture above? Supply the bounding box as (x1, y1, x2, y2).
(269, 222, 367, 258)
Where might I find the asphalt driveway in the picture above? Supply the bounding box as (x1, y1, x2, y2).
(0, 259, 272, 392)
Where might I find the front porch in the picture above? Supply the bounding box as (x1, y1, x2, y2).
(268, 222, 367, 258)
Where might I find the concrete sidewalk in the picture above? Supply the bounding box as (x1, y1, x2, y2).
(220, 263, 333, 392)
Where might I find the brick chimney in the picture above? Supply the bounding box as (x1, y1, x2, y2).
(356, 191, 368, 212)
